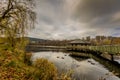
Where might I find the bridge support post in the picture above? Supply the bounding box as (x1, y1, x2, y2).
(110, 54, 114, 61)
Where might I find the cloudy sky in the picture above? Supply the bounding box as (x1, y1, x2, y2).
(28, 0, 120, 40)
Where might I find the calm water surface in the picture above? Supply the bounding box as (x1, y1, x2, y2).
(31, 51, 120, 80)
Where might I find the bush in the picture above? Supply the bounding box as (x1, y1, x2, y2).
(32, 58, 73, 80)
(33, 58, 58, 80)
(0, 50, 35, 80)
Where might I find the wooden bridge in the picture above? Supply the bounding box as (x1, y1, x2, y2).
(66, 45, 120, 62)
(26, 44, 66, 52)
(66, 40, 120, 62)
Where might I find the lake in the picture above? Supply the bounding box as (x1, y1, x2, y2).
(31, 51, 120, 80)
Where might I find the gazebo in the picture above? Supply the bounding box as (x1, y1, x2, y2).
(69, 40, 92, 46)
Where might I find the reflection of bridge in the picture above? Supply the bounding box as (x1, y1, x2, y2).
(69, 51, 120, 77)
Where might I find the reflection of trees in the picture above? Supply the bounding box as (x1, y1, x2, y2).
(31, 40, 70, 46)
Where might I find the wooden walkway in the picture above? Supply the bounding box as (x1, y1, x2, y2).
(26, 45, 66, 52)
(66, 45, 120, 62)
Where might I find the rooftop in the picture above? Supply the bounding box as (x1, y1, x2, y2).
(69, 40, 91, 44)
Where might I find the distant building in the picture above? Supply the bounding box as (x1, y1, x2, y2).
(107, 36, 113, 40)
(96, 36, 101, 42)
(86, 36, 91, 41)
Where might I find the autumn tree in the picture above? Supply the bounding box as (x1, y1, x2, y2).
(0, 0, 36, 50)
(111, 38, 120, 45)
(102, 39, 111, 45)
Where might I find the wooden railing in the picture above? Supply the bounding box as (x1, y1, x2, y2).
(66, 45, 120, 55)
(66, 45, 120, 61)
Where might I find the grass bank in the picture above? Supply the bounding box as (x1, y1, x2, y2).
(0, 49, 72, 80)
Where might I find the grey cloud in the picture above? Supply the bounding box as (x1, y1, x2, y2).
(35, 0, 67, 25)
(28, 0, 120, 39)
(112, 33, 120, 37)
(75, 0, 120, 22)
(73, 0, 120, 32)
(44, 0, 64, 6)
(115, 28, 120, 31)
(39, 15, 54, 25)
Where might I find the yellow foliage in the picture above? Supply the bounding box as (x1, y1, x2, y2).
(0, 51, 35, 80)
(33, 58, 58, 80)
(102, 39, 111, 45)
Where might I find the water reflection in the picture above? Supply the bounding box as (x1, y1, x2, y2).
(115, 59, 120, 64)
(114, 56, 120, 64)
(31, 51, 120, 80)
